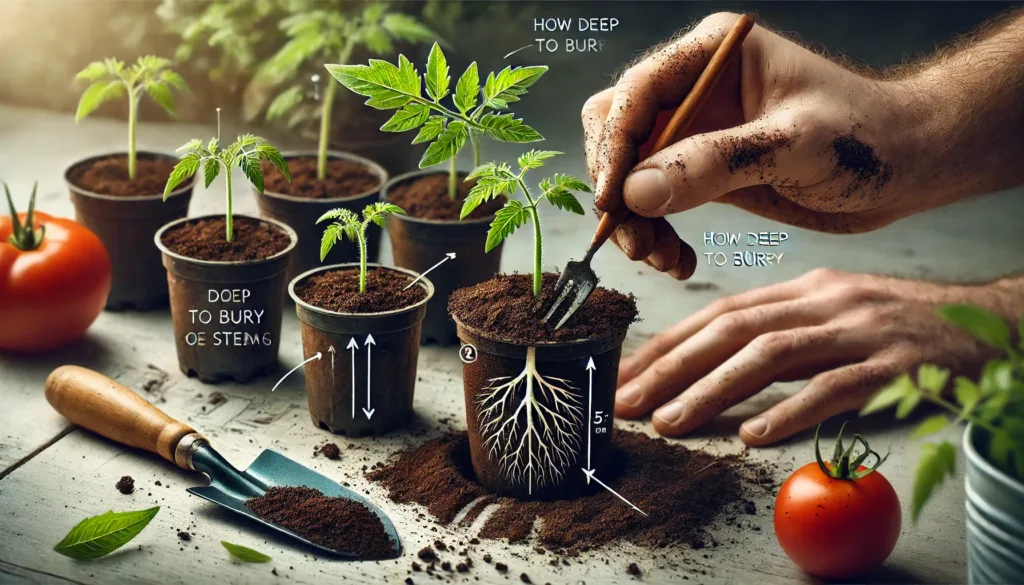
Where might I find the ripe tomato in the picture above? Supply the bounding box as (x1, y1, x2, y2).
(0, 185, 110, 352)
(774, 425, 901, 579)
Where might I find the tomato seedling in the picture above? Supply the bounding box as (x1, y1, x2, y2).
(774, 423, 900, 580)
(318, 202, 405, 293)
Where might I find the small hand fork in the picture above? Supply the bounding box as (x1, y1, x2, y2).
(543, 14, 755, 329)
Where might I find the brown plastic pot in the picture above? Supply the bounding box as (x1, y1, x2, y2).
(289, 263, 432, 436)
(385, 170, 502, 346)
(66, 151, 194, 310)
(254, 150, 388, 285)
(155, 214, 297, 383)
(454, 318, 628, 500)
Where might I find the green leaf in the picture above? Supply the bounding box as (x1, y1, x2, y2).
(164, 153, 200, 200)
(317, 208, 359, 225)
(482, 65, 547, 108)
(381, 104, 430, 133)
(75, 81, 125, 122)
(555, 174, 592, 193)
(478, 113, 543, 143)
(203, 159, 221, 189)
(460, 169, 517, 219)
(954, 377, 981, 412)
(363, 202, 405, 228)
(320, 222, 345, 261)
(861, 373, 915, 415)
(912, 441, 956, 522)
(989, 430, 1013, 470)
(326, 58, 418, 111)
(912, 414, 949, 439)
(221, 541, 271, 563)
(361, 2, 387, 24)
(425, 43, 450, 102)
(454, 62, 479, 113)
(979, 360, 1014, 396)
(896, 390, 922, 419)
(939, 304, 1011, 349)
(266, 85, 305, 121)
(381, 13, 436, 43)
(256, 143, 290, 183)
(238, 152, 264, 194)
(917, 364, 950, 395)
(159, 70, 188, 91)
(144, 80, 176, 116)
(360, 25, 394, 55)
(517, 149, 561, 171)
(75, 60, 111, 82)
(486, 201, 529, 252)
(412, 116, 445, 144)
(53, 507, 159, 560)
(419, 120, 468, 168)
(544, 188, 585, 215)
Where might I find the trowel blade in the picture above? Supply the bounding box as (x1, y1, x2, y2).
(186, 446, 401, 559)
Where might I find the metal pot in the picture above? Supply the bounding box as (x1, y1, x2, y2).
(964, 423, 1024, 584)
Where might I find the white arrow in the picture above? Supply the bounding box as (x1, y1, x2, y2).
(347, 338, 358, 418)
(271, 352, 321, 392)
(582, 468, 647, 516)
(404, 252, 456, 290)
(362, 334, 376, 419)
(585, 357, 596, 481)
(328, 345, 336, 386)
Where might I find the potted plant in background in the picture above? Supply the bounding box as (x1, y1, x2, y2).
(448, 151, 638, 498)
(67, 56, 193, 310)
(289, 202, 432, 436)
(248, 2, 434, 284)
(156, 126, 296, 383)
(862, 304, 1024, 584)
(328, 42, 547, 345)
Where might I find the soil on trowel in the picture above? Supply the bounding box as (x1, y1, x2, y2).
(387, 173, 503, 221)
(449, 273, 638, 344)
(245, 486, 395, 558)
(262, 156, 380, 199)
(69, 155, 181, 196)
(160, 217, 291, 262)
(294, 267, 427, 314)
(367, 430, 770, 554)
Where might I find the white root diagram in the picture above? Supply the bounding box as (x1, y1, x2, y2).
(476, 347, 584, 494)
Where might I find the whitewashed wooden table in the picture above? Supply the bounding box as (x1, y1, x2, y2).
(4, 105, 1022, 584)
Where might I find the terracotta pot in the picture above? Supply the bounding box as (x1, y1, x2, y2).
(290, 263, 432, 436)
(155, 214, 296, 383)
(454, 318, 628, 499)
(385, 170, 502, 346)
(66, 151, 193, 310)
(254, 150, 388, 285)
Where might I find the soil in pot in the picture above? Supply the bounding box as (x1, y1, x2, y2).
(66, 152, 193, 310)
(158, 215, 294, 383)
(261, 157, 380, 200)
(290, 265, 431, 437)
(387, 173, 502, 221)
(449, 273, 638, 499)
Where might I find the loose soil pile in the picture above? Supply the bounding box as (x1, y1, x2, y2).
(831, 133, 894, 196)
(318, 442, 341, 460)
(294, 267, 428, 313)
(262, 157, 380, 199)
(69, 155, 179, 196)
(161, 217, 291, 262)
(387, 174, 503, 221)
(368, 430, 767, 554)
(115, 475, 134, 494)
(449, 273, 638, 344)
(245, 486, 396, 558)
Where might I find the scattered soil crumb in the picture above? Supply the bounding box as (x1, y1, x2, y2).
(319, 443, 341, 460)
(495, 562, 508, 573)
(719, 130, 794, 174)
(684, 282, 719, 292)
(831, 133, 894, 196)
(520, 573, 532, 583)
(417, 547, 438, 562)
(627, 562, 642, 576)
(177, 531, 191, 541)
(115, 476, 135, 495)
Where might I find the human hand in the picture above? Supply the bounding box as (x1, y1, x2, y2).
(614, 269, 1024, 445)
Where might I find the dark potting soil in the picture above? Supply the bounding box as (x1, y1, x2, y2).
(831, 133, 894, 196)
(448, 273, 638, 344)
(69, 155, 180, 197)
(262, 157, 380, 200)
(294, 267, 427, 314)
(160, 217, 291, 262)
(387, 174, 504, 221)
(115, 475, 135, 494)
(719, 130, 794, 174)
(319, 442, 341, 460)
(367, 430, 768, 553)
(245, 486, 396, 558)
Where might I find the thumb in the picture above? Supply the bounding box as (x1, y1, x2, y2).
(622, 118, 795, 218)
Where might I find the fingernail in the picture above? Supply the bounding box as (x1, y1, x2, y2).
(616, 383, 643, 408)
(742, 417, 769, 438)
(654, 401, 685, 425)
(595, 172, 608, 197)
(624, 168, 670, 211)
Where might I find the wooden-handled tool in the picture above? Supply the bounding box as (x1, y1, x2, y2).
(44, 365, 401, 559)
(544, 14, 756, 329)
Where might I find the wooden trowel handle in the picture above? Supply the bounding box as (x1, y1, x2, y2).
(45, 365, 203, 469)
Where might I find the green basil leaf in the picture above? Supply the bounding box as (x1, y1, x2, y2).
(912, 414, 949, 439)
(861, 373, 915, 415)
(917, 364, 950, 395)
(54, 507, 160, 560)
(912, 442, 956, 522)
(221, 541, 272, 563)
(939, 304, 1010, 349)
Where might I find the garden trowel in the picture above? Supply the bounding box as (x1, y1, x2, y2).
(44, 365, 400, 559)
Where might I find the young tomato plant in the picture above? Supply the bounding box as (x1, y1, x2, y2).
(861, 304, 1024, 521)
(327, 42, 547, 198)
(74, 56, 189, 180)
(164, 133, 290, 242)
(461, 150, 589, 297)
(317, 202, 405, 293)
(257, 3, 435, 180)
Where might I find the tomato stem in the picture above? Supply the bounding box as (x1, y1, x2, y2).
(814, 423, 889, 480)
(4, 182, 45, 251)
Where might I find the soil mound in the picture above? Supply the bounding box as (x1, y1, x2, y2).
(294, 267, 428, 314)
(262, 156, 380, 199)
(161, 217, 291, 262)
(387, 174, 503, 221)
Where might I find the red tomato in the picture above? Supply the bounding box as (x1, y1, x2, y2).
(774, 428, 901, 579)
(0, 202, 111, 353)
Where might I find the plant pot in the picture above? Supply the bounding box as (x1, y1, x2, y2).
(454, 318, 628, 499)
(289, 263, 433, 436)
(66, 151, 194, 310)
(385, 170, 502, 346)
(255, 151, 389, 285)
(155, 214, 297, 383)
(964, 423, 1024, 584)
